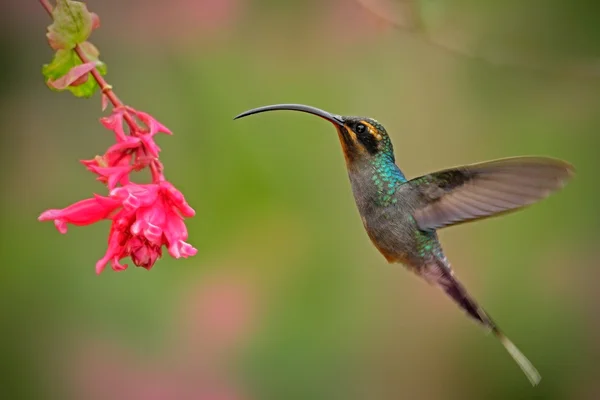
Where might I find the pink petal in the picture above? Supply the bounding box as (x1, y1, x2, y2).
(119, 174, 130, 186)
(130, 218, 147, 236)
(106, 170, 129, 190)
(163, 207, 196, 259)
(38, 197, 120, 231)
(179, 241, 198, 257)
(85, 165, 132, 190)
(133, 203, 167, 246)
(96, 238, 121, 274)
(109, 187, 134, 204)
(103, 153, 132, 175)
(100, 111, 127, 142)
(163, 209, 188, 243)
(93, 194, 121, 209)
(137, 202, 167, 228)
(87, 164, 129, 177)
(95, 257, 110, 274)
(54, 219, 68, 234)
(96, 212, 134, 274)
(110, 257, 129, 271)
(111, 209, 136, 229)
(113, 153, 133, 167)
(105, 137, 141, 154)
(122, 194, 141, 211)
(160, 181, 195, 217)
(111, 184, 160, 208)
(167, 242, 181, 258)
(80, 158, 99, 169)
(47, 62, 99, 90)
(134, 110, 172, 135)
(96, 246, 119, 274)
(168, 240, 197, 259)
(138, 135, 161, 158)
(144, 223, 163, 246)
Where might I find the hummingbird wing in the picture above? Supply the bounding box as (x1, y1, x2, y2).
(409, 157, 574, 231)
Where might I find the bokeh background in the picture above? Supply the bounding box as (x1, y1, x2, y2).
(1, 1, 599, 399)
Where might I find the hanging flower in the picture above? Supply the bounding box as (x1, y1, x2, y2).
(39, 181, 197, 274)
(38, 0, 196, 274)
(39, 105, 197, 273)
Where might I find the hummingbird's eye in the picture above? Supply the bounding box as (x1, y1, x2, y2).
(356, 124, 366, 134)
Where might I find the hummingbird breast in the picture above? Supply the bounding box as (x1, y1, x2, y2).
(347, 161, 425, 270)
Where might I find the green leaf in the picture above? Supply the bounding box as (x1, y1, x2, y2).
(42, 42, 107, 98)
(46, 0, 95, 50)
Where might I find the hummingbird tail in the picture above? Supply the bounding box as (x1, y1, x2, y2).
(494, 329, 542, 386)
(429, 261, 541, 385)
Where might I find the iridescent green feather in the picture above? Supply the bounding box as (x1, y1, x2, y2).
(364, 118, 407, 207)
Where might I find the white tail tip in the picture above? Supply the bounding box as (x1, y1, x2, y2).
(497, 332, 541, 386)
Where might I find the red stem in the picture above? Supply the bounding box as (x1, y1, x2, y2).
(38, 0, 162, 182)
(38, 0, 53, 16)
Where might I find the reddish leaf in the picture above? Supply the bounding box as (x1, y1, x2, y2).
(47, 62, 98, 90)
(42, 43, 107, 98)
(90, 12, 101, 30)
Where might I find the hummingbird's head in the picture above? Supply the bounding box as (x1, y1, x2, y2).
(234, 104, 394, 165)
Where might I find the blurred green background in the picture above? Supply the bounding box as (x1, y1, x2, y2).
(1, 0, 599, 399)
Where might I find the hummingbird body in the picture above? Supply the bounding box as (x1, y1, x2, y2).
(344, 137, 492, 326)
(349, 152, 438, 268)
(235, 104, 575, 386)
(346, 153, 420, 265)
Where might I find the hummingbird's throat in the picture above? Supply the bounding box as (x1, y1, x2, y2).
(336, 126, 366, 164)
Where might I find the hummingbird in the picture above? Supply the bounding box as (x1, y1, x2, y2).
(234, 104, 574, 385)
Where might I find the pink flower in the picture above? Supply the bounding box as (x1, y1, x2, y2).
(39, 181, 197, 274)
(99, 107, 171, 158)
(39, 104, 195, 273)
(100, 110, 128, 142)
(81, 154, 132, 189)
(39, 195, 121, 234)
(37, 0, 196, 275)
(133, 109, 172, 136)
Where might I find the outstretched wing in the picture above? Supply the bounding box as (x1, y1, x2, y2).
(410, 157, 574, 231)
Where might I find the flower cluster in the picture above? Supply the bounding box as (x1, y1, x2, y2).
(39, 107, 197, 273)
(37, 0, 196, 273)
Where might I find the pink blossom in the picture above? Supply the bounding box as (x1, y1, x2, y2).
(100, 110, 128, 142)
(99, 107, 171, 158)
(81, 154, 132, 189)
(133, 109, 173, 136)
(106, 136, 141, 151)
(39, 104, 195, 272)
(37, 2, 196, 274)
(39, 195, 121, 234)
(39, 181, 197, 274)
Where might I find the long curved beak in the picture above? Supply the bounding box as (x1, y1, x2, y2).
(234, 104, 345, 126)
